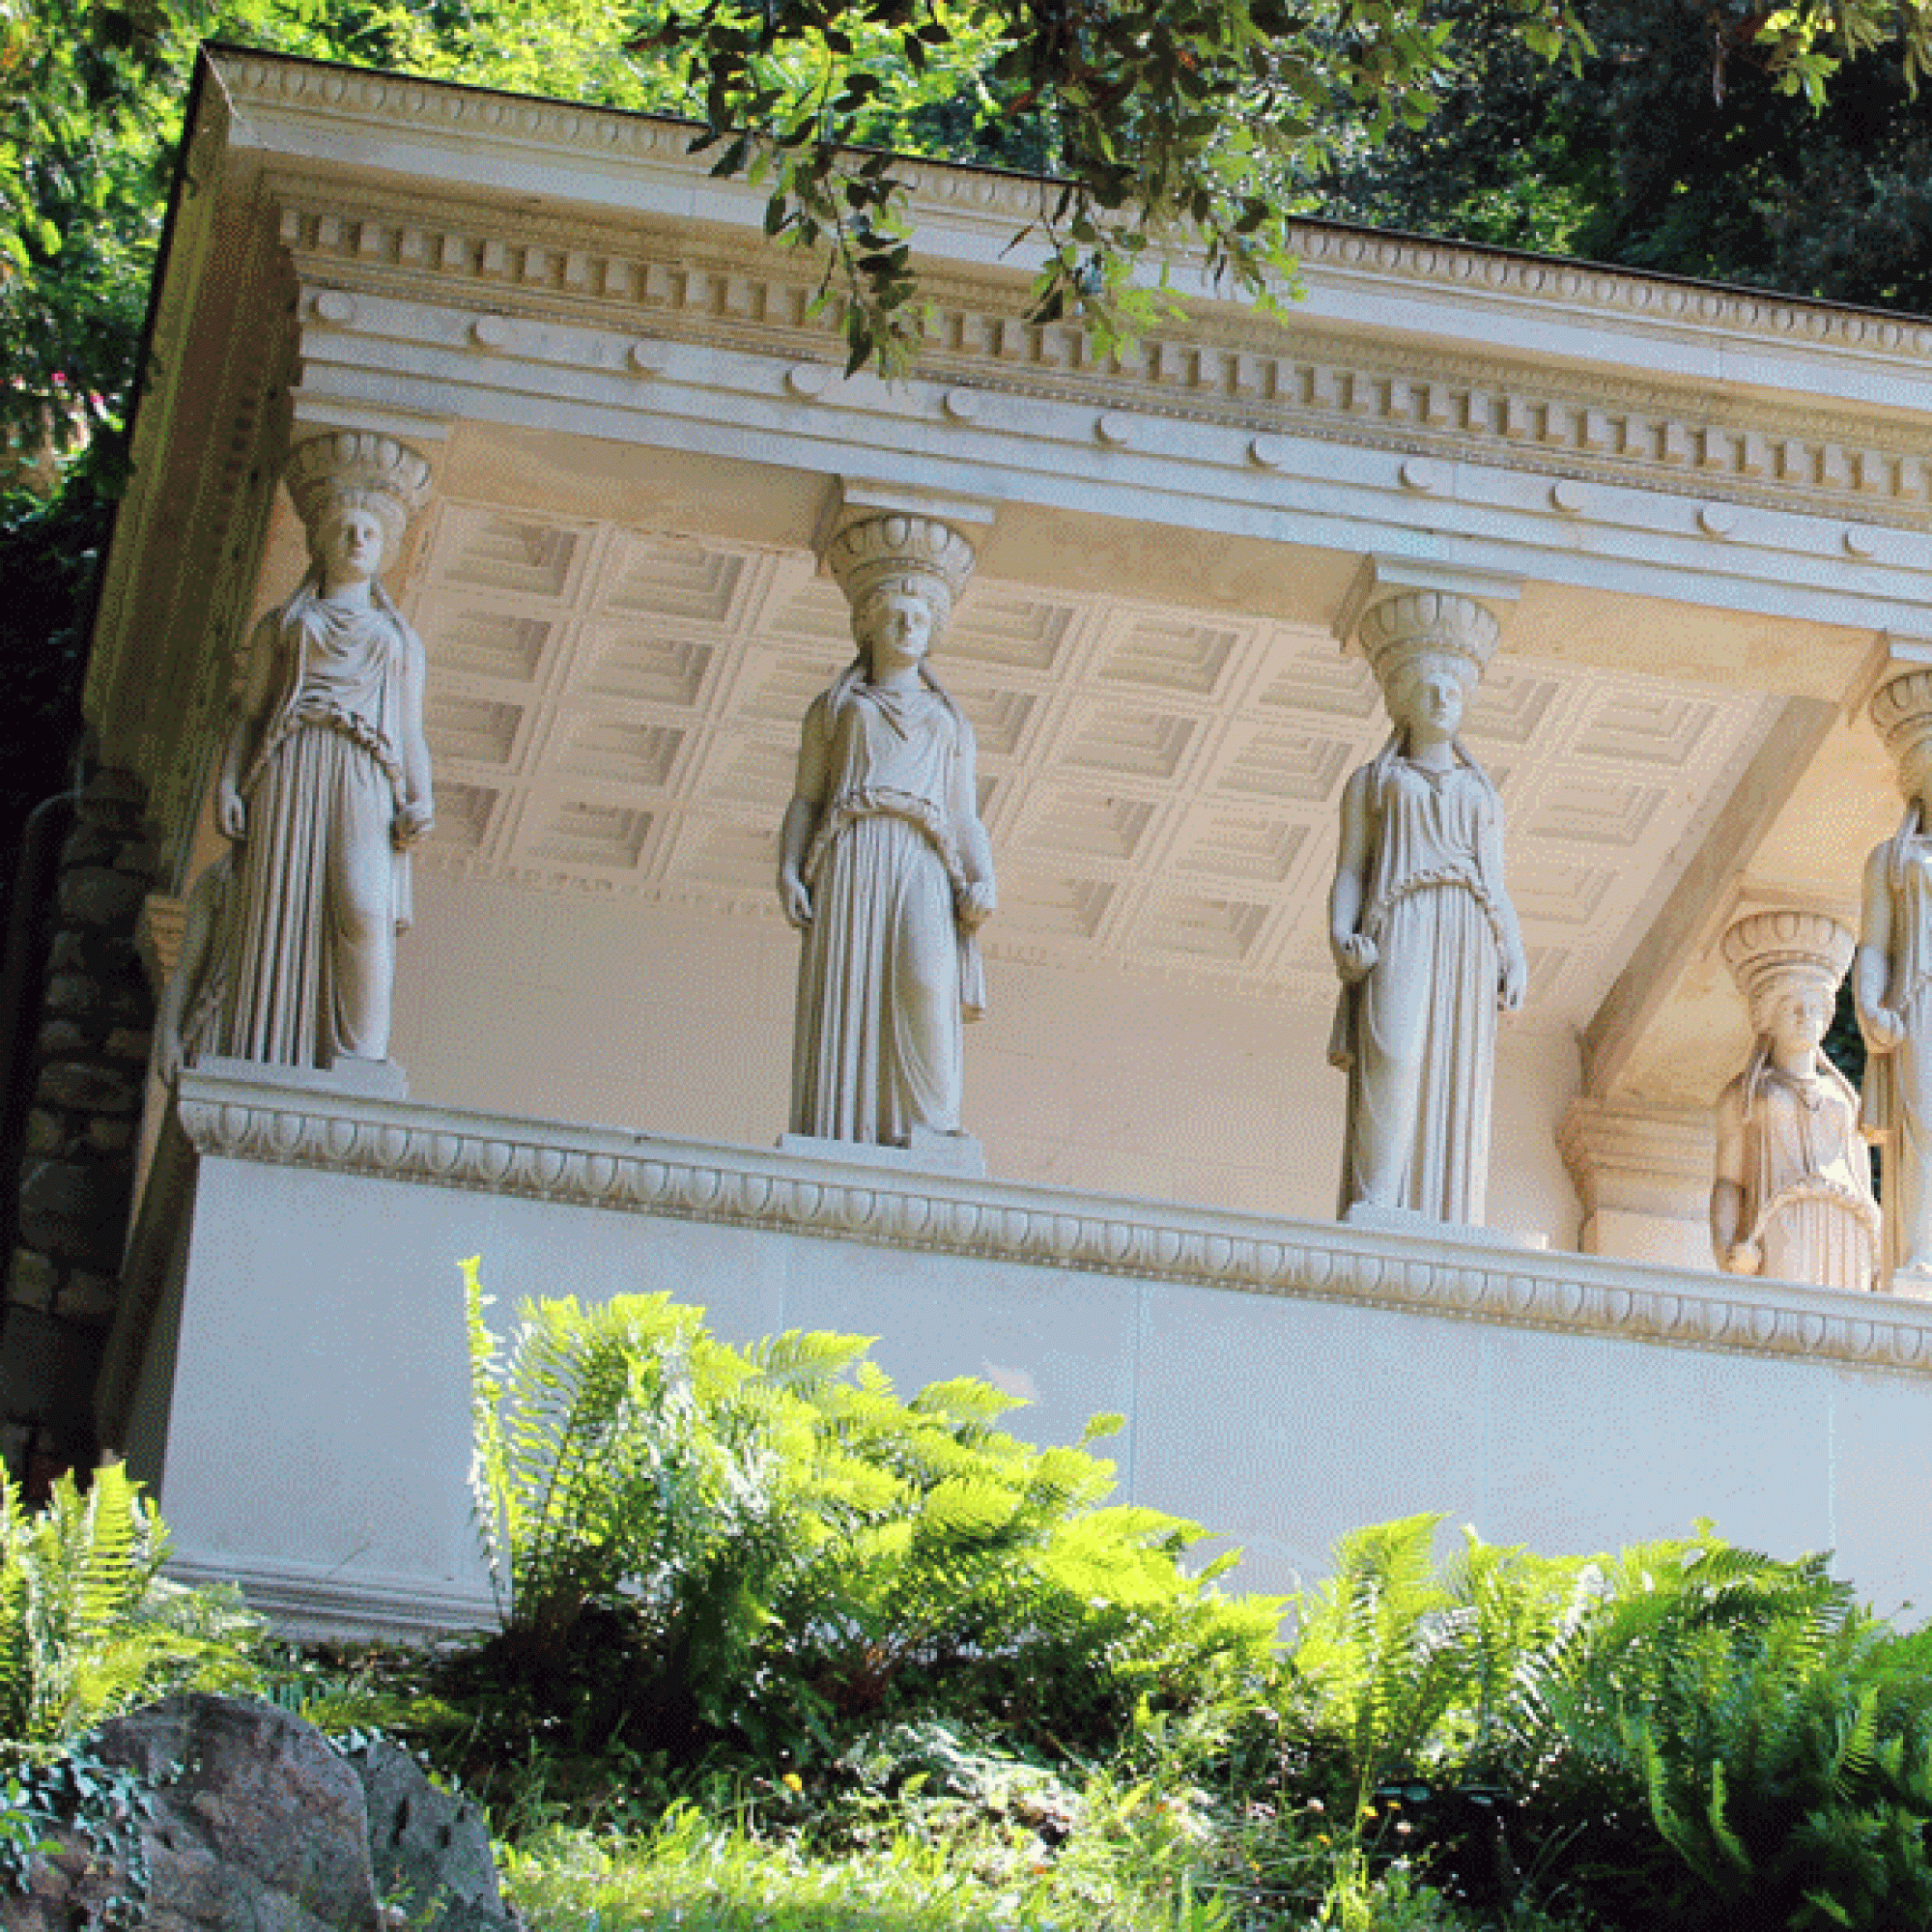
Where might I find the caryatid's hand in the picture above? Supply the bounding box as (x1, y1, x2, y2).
(1499, 947, 1527, 1012)
(393, 800, 435, 850)
(1863, 1005, 1907, 1052)
(1331, 933, 1378, 984)
(216, 782, 246, 842)
(955, 879, 996, 931)
(779, 868, 812, 929)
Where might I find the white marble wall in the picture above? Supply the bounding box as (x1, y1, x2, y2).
(390, 870, 1580, 1242)
(129, 1065, 1932, 1636)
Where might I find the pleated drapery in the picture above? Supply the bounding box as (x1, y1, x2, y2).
(789, 682, 980, 1145)
(1333, 751, 1510, 1225)
(212, 590, 415, 1069)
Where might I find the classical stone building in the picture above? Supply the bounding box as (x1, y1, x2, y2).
(42, 45, 1932, 1631)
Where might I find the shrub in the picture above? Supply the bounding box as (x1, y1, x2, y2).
(1284, 1514, 1932, 1930)
(459, 1261, 1280, 1775)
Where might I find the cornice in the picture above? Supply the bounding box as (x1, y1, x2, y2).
(270, 177, 1932, 534)
(176, 1068, 1932, 1378)
(85, 66, 298, 885)
(1276, 222, 1932, 360)
(217, 50, 1932, 369)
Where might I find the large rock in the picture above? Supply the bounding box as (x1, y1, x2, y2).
(357, 1740, 509, 1931)
(0, 1695, 514, 1932)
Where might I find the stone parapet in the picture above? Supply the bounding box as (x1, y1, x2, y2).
(160, 1065, 1932, 1379)
(108, 1064, 1932, 1637)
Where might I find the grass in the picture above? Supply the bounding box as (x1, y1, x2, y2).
(493, 1770, 1512, 1932)
(504, 1813, 1136, 1932)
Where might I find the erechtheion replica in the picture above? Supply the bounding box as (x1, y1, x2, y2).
(44, 45, 1932, 1632)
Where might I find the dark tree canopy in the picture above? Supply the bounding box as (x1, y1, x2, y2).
(1324, 0, 1932, 314)
(7, 0, 1931, 457)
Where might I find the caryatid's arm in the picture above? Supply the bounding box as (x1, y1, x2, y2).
(777, 696, 832, 929)
(393, 624, 435, 848)
(951, 717, 995, 933)
(1710, 1080, 1760, 1275)
(1477, 781, 1528, 1012)
(1857, 840, 1905, 1053)
(213, 614, 282, 842)
(1328, 765, 1378, 987)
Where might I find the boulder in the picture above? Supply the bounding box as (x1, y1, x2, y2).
(356, 1739, 509, 1930)
(0, 1694, 515, 1932)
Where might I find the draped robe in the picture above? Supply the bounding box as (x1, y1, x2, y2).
(212, 585, 421, 1068)
(1862, 821, 1932, 1276)
(790, 681, 984, 1145)
(1330, 744, 1514, 1224)
(1720, 1052, 1879, 1293)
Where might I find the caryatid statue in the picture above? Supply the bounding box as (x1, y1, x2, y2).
(777, 508, 996, 1148)
(1857, 667, 1932, 1284)
(1328, 589, 1526, 1227)
(1712, 909, 1879, 1293)
(206, 431, 435, 1072)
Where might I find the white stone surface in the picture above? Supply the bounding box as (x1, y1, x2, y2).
(1713, 910, 1877, 1293)
(778, 1129, 987, 1179)
(206, 433, 436, 1071)
(392, 497, 1776, 1042)
(1330, 588, 1524, 1226)
(112, 1066, 1932, 1634)
(89, 45, 1932, 1646)
(1859, 668, 1932, 1283)
(384, 869, 1581, 1240)
(779, 504, 995, 1147)
(1559, 1097, 1712, 1267)
(86, 45, 1932, 1150)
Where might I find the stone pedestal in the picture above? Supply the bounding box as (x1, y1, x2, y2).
(1340, 1200, 1548, 1250)
(196, 1055, 410, 1101)
(778, 1127, 986, 1179)
(1559, 1097, 1713, 1268)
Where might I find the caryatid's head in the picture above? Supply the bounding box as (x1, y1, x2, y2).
(286, 431, 434, 585)
(1720, 908, 1855, 1060)
(824, 509, 976, 672)
(1355, 590, 1500, 748)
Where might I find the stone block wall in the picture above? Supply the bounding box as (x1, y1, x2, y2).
(1, 768, 156, 1487)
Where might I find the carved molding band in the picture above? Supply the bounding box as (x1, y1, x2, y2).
(226, 55, 1932, 362)
(177, 1069, 1932, 1378)
(273, 188, 1932, 535)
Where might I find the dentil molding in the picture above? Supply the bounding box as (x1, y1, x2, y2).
(176, 1065, 1932, 1378)
(270, 179, 1932, 537)
(221, 53, 1932, 361)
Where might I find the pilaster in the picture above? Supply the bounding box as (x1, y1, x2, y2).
(1559, 1096, 1714, 1268)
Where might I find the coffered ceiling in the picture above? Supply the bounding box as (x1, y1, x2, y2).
(405, 498, 1778, 1036)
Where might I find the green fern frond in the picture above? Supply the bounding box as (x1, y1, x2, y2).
(746, 1327, 872, 1392)
(907, 1377, 1026, 1425)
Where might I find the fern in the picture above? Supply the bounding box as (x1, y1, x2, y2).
(0, 1462, 263, 1749)
(1276, 1513, 1932, 1930)
(459, 1263, 1279, 1764)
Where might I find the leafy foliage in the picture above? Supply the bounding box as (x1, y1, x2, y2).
(1327, 0, 1932, 316)
(458, 1260, 1280, 1784)
(1281, 1514, 1932, 1931)
(11, 0, 1929, 446)
(647, 0, 1594, 375)
(0, 1460, 263, 1749)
